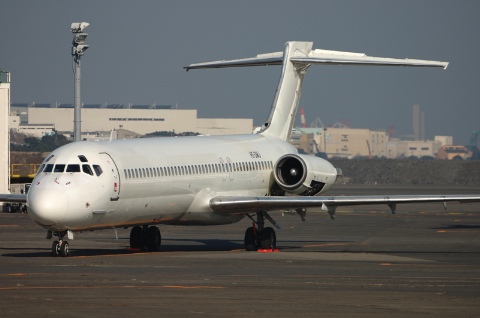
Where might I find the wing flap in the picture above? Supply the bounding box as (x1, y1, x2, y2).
(210, 195, 480, 214)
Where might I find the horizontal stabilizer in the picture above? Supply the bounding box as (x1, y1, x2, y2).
(185, 47, 448, 70)
(185, 52, 283, 71)
(291, 49, 449, 69)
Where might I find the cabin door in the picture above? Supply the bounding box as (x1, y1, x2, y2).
(99, 152, 121, 201)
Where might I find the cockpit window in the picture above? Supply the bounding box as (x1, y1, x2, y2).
(93, 165, 103, 176)
(45, 155, 54, 163)
(53, 164, 66, 173)
(82, 164, 93, 176)
(66, 164, 81, 173)
(36, 164, 45, 175)
(43, 164, 54, 173)
(78, 155, 88, 162)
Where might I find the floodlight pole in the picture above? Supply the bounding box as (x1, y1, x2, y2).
(73, 55, 82, 142)
(71, 22, 89, 142)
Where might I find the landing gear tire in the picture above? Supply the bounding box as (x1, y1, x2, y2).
(60, 241, 70, 257)
(146, 226, 161, 252)
(130, 225, 162, 252)
(51, 240, 70, 257)
(260, 227, 276, 250)
(51, 241, 60, 257)
(130, 226, 143, 249)
(244, 227, 257, 251)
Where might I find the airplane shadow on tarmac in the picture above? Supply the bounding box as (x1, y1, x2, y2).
(0, 238, 342, 258)
(431, 224, 480, 230)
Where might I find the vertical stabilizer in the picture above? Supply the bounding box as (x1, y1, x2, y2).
(259, 42, 312, 140)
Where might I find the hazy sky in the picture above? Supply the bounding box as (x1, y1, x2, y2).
(1, 1, 479, 144)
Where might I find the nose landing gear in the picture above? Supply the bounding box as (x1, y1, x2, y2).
(49, 231, 70, 257)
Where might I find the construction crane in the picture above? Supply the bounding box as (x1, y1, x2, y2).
(310, 117, 325, 128)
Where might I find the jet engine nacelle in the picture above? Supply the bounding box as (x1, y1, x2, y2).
(273, 154, 339, 196)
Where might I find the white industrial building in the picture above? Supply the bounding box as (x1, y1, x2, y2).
(294, 126, 388, 158)
(386, 139, 442, 159)
(11, 104, 253, 138)
(294, 126, 448, 159)
(0, 71, 10, 195)
(9, 115, 55, 138)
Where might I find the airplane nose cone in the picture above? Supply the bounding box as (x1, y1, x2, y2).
(27, 187, 67, 229)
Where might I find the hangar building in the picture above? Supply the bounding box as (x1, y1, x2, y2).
(11, 103, 253, 137)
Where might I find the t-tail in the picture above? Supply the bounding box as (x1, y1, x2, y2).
(185, 41, 448, 141)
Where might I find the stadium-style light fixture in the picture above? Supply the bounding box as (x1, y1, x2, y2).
(71, 22, 90, 142)
(71, 22, 89, 33)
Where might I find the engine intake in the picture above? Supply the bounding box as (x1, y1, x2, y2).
(273, 154, 338, 196)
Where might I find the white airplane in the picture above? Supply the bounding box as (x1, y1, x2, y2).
(2, 41, 480, 257)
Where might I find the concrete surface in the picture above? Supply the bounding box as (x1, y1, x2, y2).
(0, 185, 479, 317)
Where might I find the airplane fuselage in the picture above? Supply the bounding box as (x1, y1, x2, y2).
(27, 134, 335, 232)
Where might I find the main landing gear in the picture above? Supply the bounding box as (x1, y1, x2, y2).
(129, 225, 161, 252)
(244, 212, 279, 251)
(49, 231, 70, 257)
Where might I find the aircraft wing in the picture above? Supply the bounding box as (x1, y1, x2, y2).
(0, 194, 27, 203)
(210, 194, 480, 218)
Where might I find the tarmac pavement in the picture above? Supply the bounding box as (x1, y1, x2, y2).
(0, 185, 479, 317)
